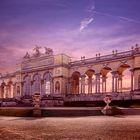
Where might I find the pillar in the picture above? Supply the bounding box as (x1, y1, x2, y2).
(130, 69, 134, 92)
(118, 75, 123, 93)
(115, 73, 118, 92)
(95, 73, 101, 93)
(88, 77, 92, 94)
(111, 71, 117, 93)
(81, 75, 86, 94)
(102, 76, 107, 93)
(6, 85, 9, 98)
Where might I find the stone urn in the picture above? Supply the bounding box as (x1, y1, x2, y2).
(33, 93, 41, 117)
(102, 95, 112, 115)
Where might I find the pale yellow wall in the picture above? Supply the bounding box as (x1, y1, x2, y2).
(134, 56, 140, 68)
(54, 54, 71, 65)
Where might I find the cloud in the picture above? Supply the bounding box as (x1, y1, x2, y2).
(87, 5, 95, 12)
(94, 11, 140, 25)
(119, 16, 140, 24)
(80, 18, 94, 31)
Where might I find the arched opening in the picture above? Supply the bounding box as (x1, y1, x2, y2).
(101, 67, 112, 93)
(32, 74, 41, 95)
(117, 64, 131, 92)
(55, 81, 60, 94)
(43, 72, 52, 95)
(8, 81, 14, 98)
(23, 75, 31, 96)
(71, 71, 80, 94)
(85, 69, 95, 94)
(1, 82, 5, 98)
(17, 85, 20, 96)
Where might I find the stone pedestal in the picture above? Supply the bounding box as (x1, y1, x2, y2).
(33, 93, 41, 117)
(102, 95, 112, 115)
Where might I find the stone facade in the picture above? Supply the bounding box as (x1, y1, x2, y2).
(0, 45, 140, 102)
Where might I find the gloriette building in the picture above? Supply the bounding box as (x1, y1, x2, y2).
(0, 45, 140, 105)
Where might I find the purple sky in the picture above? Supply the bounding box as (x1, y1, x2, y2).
(0, 0, 140, 73)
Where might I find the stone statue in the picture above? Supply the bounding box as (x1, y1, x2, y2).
(23, 52, 30, 59)
(44, 47, 53, 55)
(33, 45, 41, 57)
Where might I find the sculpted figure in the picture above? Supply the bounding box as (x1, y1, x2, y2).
(44, 47, 53, 55)
(33, 45, 41, 57)
(23, 52, 30, 59)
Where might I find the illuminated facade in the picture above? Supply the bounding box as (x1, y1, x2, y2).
(0, 45, 140, 102)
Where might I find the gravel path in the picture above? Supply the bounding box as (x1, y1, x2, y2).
(0, 115, 139, 140)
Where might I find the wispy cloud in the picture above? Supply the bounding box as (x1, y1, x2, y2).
(79, 1, 95, 31)
(86, 5, 95, 12)
(119, 16, 140, 24)
(80, 18, 94, 31)
(94, 11, 140, 24)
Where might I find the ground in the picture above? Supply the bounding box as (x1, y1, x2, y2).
(0, 115, 139, 140)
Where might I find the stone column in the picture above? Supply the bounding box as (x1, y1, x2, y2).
(88, 77, 92, 94)
(79, 77, 81, 94)
(30, 80, 34, 96)
(21, 82, 24, 97)
(118, 75, 123, 93)
(95, 73, 101, 93)
(81, 75, 86, 94)
(115, 73, 118, 93)
(95, 75, 98, 93)
(102, 76, 107, 93)
(70, 82, 72, 94)
(130, 69, 134, 92)
(6, 85, 9, 98)
(111, 71, 116, 93)
(51, 79, 54, 95)
(67, 79, 71, 94)
(105, 77, 107, 93)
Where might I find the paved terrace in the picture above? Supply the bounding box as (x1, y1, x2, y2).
(0, 115, 139, 140)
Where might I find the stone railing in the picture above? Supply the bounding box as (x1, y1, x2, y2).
(64, 91, 139, 102)
(70, 46, 140, 66)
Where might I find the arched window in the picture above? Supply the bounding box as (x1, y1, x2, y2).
(43, 72, 52, 95)
(17, 86, 20, 95)
(1, 82, 5, 98)
(55, 81, 60, 94)
(23, 75, 31, 96)
(32, 74, 41, 94)
(71, 71, 80, 94)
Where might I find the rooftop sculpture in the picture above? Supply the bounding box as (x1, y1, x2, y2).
(33, 45, 41, 57)
(23, 46, 53, 60)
